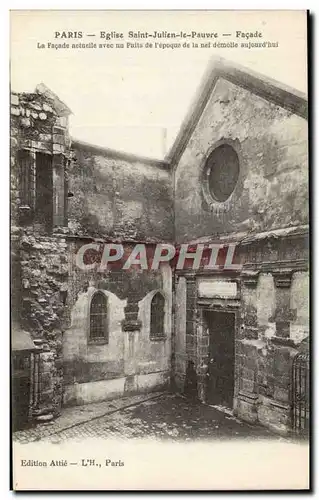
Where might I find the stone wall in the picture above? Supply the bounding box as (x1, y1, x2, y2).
(68, 141, 173, 242)
(11, 85, 174, 415)
(18, 229, 68, 417)
(61, 140, 174, 406)
(235, 234, 309, 433)
(62, 240, 172, 405)
(174, 77, 308, 243)
(11, 67, 308, 436)
(10, 88, 70, 230)
(172, 72, 308, 435)
(172, 232, 309, 435)
(173, 276, 187, 391)
(11, 87, 71, 419)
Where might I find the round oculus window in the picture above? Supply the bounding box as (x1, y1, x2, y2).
(206, 144, 240, 202)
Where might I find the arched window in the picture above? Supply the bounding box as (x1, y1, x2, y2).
(150, 292, 165, 340)
(89, 292, 108, 343)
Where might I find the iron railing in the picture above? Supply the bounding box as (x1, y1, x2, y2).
(291, 351, 310, 437)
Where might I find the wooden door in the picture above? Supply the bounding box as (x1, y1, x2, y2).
(205, 310, 235, 408)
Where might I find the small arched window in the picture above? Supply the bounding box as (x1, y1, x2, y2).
(150, 292, 165, 340)
(89, 292, 108, 343)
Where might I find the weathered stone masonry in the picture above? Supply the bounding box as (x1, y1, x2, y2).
(18, 232, 68, 416)
(11, 85, 72, 419)
(170, 59, 308, 435)
(60, 141, 173, 405)
(11, 58, 309, 434)
(63, 241, 172, 405)
(11, 84, 173, 417)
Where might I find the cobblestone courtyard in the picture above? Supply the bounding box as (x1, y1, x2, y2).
(14, 392, 283, 444)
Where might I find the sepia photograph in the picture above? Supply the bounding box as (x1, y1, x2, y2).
(10, 9, 309, 491)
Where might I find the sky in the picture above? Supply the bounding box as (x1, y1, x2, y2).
(10, 10, 307, 159)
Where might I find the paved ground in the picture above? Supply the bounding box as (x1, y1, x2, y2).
(13, 391, 164, 444)
(14, 392, 282, 444)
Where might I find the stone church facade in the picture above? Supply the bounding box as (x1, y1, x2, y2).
(11, 58, 308, 435)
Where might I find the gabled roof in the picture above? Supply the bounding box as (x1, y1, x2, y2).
(165, 57, 308, 167)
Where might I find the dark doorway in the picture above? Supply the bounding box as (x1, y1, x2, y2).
(12, 353, 31, 431)
(204, 310, 235, 408)
(35, 152, 53, 228)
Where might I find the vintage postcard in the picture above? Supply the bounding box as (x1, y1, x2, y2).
(10, 10, 309, 491)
